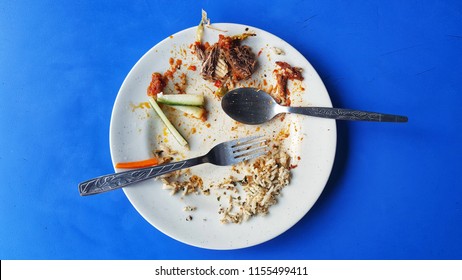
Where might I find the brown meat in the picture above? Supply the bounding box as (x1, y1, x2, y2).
(275, 61, 304, 106)
(275, 61, 303, 80)
(196, 34, 257, 83)
(200, 44, 221, 81)
(223, 45, 256, 81)
(193, 43, 205, 61)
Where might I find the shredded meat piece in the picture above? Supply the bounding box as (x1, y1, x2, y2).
(200, 44, 221, 81)
(275, 61, 303, 80)
(223, 45, 256, 81)
(274, 61, 304, 106)
(193, 43, 206, 61)
(195, 33, 257, 84)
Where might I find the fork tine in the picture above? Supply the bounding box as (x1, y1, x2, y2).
(236, 148, 270, 162)
(228, 135, 263, 148)
(232, 138, 267, 152)
(234, 145, 269, 158)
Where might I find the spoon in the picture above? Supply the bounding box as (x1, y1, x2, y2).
(221, 88, 408, 125)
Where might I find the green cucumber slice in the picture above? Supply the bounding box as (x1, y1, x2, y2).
(168, 105, 206, 119)
(156, 93, 204, 106)
(148, 97, 188, 147)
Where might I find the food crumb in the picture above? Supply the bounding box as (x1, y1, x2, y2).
(184, 206, 197, 211)
(273, 47, 285, 55)
(186, 215, 193, 221)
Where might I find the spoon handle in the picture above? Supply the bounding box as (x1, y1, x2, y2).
(286, 107, 408, 122)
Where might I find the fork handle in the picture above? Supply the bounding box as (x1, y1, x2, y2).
(286, 107, 408, 122)
(78, 156, 205, 196)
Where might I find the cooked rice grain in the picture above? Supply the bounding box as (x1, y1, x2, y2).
(159, 141, 292, 224)
(220, 145, 291, 224)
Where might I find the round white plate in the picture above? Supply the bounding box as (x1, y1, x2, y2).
(110, 23, 336, 249)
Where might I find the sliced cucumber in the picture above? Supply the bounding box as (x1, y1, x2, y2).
(148, 97, 188, 147)
(168, 105, 206, 119)
(157, 92, 204, 106)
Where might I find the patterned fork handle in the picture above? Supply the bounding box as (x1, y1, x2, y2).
(79, 157, 204, 196)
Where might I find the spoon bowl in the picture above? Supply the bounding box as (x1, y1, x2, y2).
(221, 88, 408, 125)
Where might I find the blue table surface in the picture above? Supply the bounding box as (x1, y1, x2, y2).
(1, 0, 461, 260)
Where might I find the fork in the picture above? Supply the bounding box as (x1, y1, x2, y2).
(79, 135, 268, 196)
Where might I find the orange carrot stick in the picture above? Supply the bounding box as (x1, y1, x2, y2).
(115, 158, 159, 169)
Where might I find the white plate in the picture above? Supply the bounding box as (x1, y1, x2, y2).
(110, 23, 336, 249)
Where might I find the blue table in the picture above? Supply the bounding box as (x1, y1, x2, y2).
(1, 0, 461, 259)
